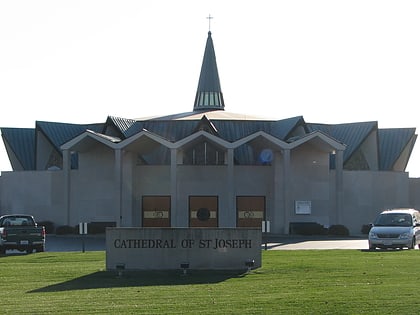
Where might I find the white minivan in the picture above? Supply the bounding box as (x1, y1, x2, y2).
(368, 209, 420, 250)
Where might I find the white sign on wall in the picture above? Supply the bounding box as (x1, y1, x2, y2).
(295, 201, 312, 215)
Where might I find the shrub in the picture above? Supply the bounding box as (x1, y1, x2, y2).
(55, 225, 76, 235)
(361, 224, 372, 234)
(290, 222, 327, 235)
(88, 222, 116, 234)
(328, 224, 349, 236)
(37, 221, 55, 234)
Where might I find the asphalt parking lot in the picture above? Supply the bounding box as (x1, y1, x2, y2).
(45, 235, 106, 252)
(42, 235, 370, 252)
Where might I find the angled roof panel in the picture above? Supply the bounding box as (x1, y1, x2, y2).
(212, 120, 273, 142)
(36, 121, 103, 150)
(308, 121, 377, 162)
(378, 128, 416, 170)
(1, 128, 35, 170)
(271, 116, 307, 139)
(106, 116, 137, 137)
(125, 120, 198, 142)
(123, 115, 305, 144)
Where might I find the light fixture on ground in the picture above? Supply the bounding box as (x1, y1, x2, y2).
(180, 262, 190, 275)
(116, 263, 125, 277)
(245, 259, 255, 272)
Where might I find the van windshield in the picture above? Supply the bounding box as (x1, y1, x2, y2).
(374, 213, 413, 227)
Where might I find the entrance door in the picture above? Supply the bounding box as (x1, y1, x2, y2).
(189, 196, 218, 227)
(237, 196, 265, 228)
(142, 196, 171, 227)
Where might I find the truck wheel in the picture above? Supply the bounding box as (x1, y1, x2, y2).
(0, 247, 5, 255)
(26, 248, 33, 254)
(36, 245, 45, 252)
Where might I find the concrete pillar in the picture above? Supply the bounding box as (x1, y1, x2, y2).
(170, 148, 178, 227)
(283, 149, 291, 234)
(272, 150, 282, 233)
(114, 149, 123, 227)
(222, 148, 235, 227)
(335, 150, 344, 225)
(62, 149, 71, 225)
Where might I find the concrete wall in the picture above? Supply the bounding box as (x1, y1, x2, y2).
(0, 170, 66, 224)
(341, 170, 410, 234)
(409, 178, 420, 209)
(287, 146, 332, 229)
(1, 149, 417, 236)
(69, 145, 119, 224)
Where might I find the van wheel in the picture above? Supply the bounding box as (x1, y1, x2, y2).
(408, 238, 415, 250)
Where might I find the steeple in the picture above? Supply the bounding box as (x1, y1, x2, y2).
(193, 31, 225, 111)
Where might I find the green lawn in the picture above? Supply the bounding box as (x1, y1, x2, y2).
(0, 250, 418, 314)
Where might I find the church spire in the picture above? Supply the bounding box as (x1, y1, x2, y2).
(193, 30, 225, 111)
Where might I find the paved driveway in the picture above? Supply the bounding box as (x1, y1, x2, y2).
(6, 235, 415, 255)
(45, 235, 106, 252)
(262, 238, 369, 250)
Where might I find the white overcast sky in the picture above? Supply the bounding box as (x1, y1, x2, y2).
(1, 1, 420, 176)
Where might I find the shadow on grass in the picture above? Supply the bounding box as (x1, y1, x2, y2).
(360, 248, 413, 253)
(28, 269, 248, 293)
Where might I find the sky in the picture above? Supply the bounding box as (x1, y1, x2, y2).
(1, 1, 420, 176)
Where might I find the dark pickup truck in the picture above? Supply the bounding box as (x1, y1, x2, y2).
(0, 214, 45, 254)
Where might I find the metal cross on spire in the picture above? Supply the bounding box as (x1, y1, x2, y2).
(207, 14, 213, 32)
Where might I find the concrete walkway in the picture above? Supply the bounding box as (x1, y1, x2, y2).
(262, 238, 369, 250)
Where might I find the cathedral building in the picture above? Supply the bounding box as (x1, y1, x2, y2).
(1, 31, 418, 235)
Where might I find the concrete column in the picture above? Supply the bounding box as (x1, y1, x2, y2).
(335, 150, 344, 225)
(223, 148, 235, 227)
(115, 149, 123, 227)
(272, 150, 282, 234)
(62, 149, 71, 225)
(170, 148, 177, 227)
(283, 149, 291, 234)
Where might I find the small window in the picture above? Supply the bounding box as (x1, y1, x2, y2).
(184, 141, 225, 165)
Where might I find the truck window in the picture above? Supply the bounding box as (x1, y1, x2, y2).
(0, 216, 35, 227)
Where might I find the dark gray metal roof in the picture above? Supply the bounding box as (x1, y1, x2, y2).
(1, 128, 35, 170)
(36, 121, 104, 151)
(106, 116, 136, 137)
(2, 116, 416, 172)
(378, 128, 416, 170)
(125, 120, 202, 141)
(120, 115, 305, 143)
(307, 121, 377, 162)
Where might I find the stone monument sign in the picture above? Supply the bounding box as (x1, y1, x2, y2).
(106, 228, 261, 270)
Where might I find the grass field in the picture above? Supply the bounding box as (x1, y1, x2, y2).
(1, 249, 419, 314)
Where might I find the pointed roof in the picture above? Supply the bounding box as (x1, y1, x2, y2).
(193, 31, 225, 111)
(378, 128, 416, 171)
(36, 121, 103, 151)
(1, 128, 35, 170)
(307, 121, 377, 163)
